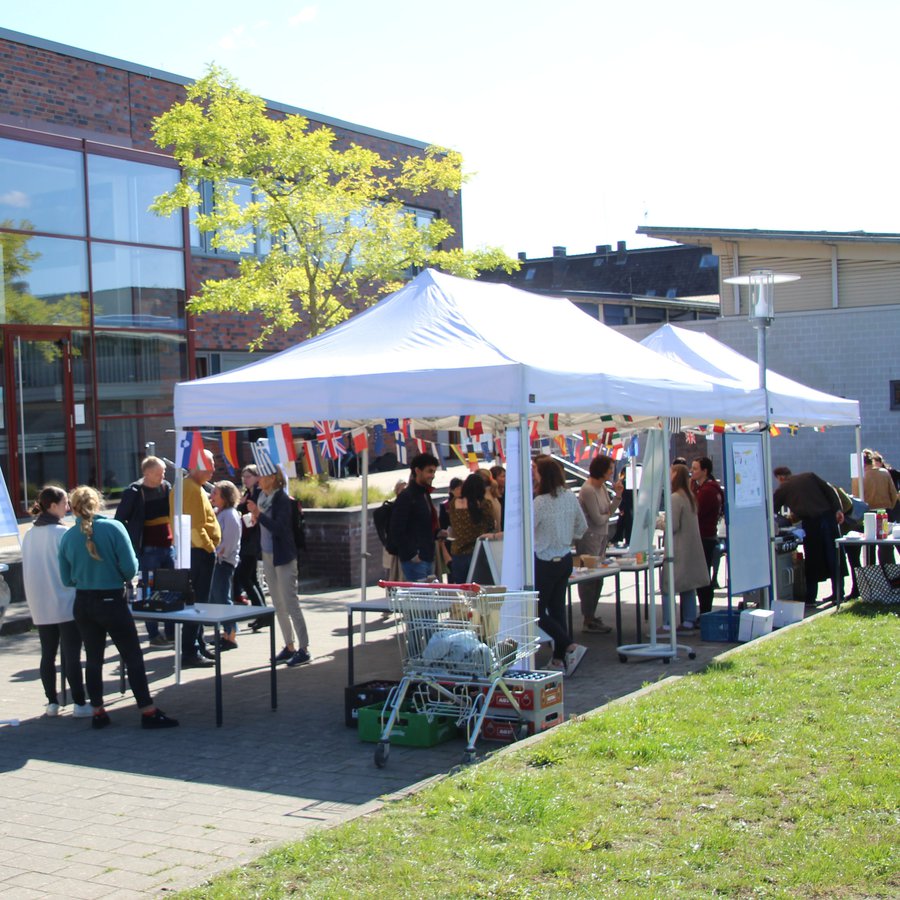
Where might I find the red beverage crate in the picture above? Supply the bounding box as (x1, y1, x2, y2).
(480, 707, 563, 743)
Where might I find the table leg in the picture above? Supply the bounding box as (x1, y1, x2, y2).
(213, 622, 223, 727)
(269, 613, 277, 711)
(634, 572, 643, 644)
(174, 623, 182, 685)
(614, 573, 623, 645)
(347, 608, 355, 686)
(566, 582, 574, 637)
(360, 610, 367, 644)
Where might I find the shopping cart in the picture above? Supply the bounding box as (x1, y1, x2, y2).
(373, 582, 540, 767)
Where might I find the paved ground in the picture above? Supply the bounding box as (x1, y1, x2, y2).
(0, 579, 742, 898)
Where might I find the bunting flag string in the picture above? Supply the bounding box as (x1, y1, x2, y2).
(547, 413, 559, 431)
(267, 423, 297, 465)
(769, 424, 781, 437)
(315, 420, 346, 459)
(220, 430, 239, 474)
(713, 419, 726, 434)
(301, 440, 322, 475)
(467, 451, 479, 472)
(251, 438, 277, 476)
(384, 418, 399, 433)
(351, 428, 368, 454)
(178, 430, 205, 471)
(684, 432, 697, 445)
(432, 442, 447, 470)
(394, 432, 408, 465)
(449, 444, 466, 464)
(788, 424, 799, 436)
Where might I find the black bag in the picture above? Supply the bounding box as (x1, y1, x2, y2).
(373, 499, 396, 554)
(134, 591, 185, 613)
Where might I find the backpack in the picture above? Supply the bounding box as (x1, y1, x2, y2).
(290, 495, 306, 551)
(373, 499, 397, 555)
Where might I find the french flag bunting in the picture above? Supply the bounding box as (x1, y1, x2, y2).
(178, 430, 205, 471)
(301, 440, 322, 475)
(267, 423, 297, 464)
(251, 439, 277, 476)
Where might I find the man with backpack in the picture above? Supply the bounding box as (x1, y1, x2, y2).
(388, 453, 440, 581)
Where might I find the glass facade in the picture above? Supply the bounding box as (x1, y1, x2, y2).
(0, 131, 190, 511)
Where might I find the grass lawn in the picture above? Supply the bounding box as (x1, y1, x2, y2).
(181, 603, 898, 899)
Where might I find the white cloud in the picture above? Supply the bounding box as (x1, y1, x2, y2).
(0, 190, 30, 208)
(288, 6, 317, 27)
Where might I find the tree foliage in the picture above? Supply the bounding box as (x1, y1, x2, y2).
(151, 67, 518, 344)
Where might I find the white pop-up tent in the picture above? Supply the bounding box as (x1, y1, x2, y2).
(174, 270, 769, 660)
(175, 270, 767, 429)
(640, 324, 860, 427)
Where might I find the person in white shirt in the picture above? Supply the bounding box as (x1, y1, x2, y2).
(533, 456, 589, 676)
(21, 486, 91, 719)
(210, 480, 242, 650)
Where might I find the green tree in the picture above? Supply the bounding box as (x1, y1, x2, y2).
(151, 67, 517, 344)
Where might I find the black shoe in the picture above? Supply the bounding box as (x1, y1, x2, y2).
(248, 620, 268, 632)
(181, 654, 215, 668)
(142, 709, 179, 729)
(92, 711, 111, 730)
(217, 639, 238, 652)
(197, 644, 217, 660)
(286, 648, 311, 667)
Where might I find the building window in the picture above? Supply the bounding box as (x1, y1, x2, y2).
(891, 380, 900, 411)
(0, 234, 89, 325)
(90, 244, 185, 330)
(699, 253, 719, 269)
(87, 155, 182, 248)
(0, 138, 86, 237)
(190, 179, 271, 257)
(603, 305, 630, 326)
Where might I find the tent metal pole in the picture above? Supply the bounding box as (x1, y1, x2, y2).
(519, 415, 534, 590)
(855, 426, 863, 497)
(660, 419, 676, 653)
(360, 446, 369, 603)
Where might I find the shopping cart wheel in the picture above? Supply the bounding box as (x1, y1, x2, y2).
(688, 651, 696, 660)
(618, 654, 627, 664)
(374, 741, 389, 768)
(461, 749, 477, 766)
(516, 723, 529, 741)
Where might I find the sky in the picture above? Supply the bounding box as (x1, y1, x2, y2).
(3, 1, 899, 258)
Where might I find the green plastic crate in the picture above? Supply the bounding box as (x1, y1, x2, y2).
(357, 702, 458, 747)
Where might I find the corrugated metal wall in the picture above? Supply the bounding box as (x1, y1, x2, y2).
(719, 255, 831, 314)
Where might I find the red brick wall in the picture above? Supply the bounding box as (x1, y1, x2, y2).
(0, 33, 464, 356)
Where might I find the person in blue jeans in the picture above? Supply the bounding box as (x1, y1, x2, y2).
(115, 456, 175, 646)
(388, 452, 439, 582)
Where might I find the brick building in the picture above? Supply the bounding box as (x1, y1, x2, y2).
(0, 28, 462, 512)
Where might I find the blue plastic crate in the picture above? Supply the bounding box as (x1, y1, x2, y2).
(699, 609, 740, 642)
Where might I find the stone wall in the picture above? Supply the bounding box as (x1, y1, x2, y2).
(301, 506, 385, 588)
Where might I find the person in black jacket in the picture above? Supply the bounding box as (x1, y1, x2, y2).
(234, 465, 267, 629)
(114, 456, 175, 646)
(388, 453, 439, 581)
(246, 469, 310, 667)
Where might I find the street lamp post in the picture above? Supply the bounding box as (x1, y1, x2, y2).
(723, 269, 800, 608)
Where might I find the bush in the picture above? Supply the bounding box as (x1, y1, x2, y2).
(288, 476, 389, 509)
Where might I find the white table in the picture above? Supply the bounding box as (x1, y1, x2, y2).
(131, 603, 277, 726)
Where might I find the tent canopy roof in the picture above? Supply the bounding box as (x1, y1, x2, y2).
(175, 269, 766, 429)
(640, 324, 860, 427)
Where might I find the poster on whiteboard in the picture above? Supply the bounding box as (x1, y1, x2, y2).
(731, 442, 765, 508)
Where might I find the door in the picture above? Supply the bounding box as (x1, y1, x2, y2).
(6, 329, 95, 513)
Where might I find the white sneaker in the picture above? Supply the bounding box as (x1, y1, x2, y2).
(44, 703, 60, 717)
(72, 703, 93, 719)
(564, 644, 588, 677)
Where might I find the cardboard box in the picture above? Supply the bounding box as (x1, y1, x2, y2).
(772, 599, 804, 629)
(738, 608, 775, 642)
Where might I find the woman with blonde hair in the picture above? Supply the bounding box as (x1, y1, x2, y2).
(22, 486, 91, 718)
(246, 469, 311, 668)
(58, 486, 178, 730)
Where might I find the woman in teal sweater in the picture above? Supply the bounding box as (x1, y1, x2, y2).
(59, 486, 178, 731)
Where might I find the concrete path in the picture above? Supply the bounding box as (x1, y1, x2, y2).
(0, 581, 737, 898)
